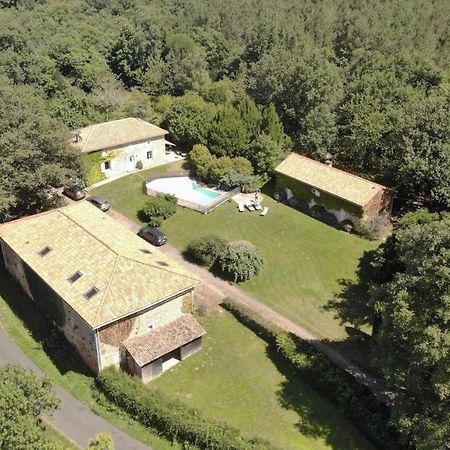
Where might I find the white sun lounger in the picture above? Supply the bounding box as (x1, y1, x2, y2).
(254, 203, 262, 211)
(246, 204, 256, 211)
(260, 207, 269, 216)
(238, 203, 245, 212)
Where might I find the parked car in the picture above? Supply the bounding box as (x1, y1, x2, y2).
(63, 186, 86, 201)
(137, 227, 167, 246)
(86, 195, 110, 212)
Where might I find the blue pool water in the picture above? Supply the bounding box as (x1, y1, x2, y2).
(192, 181, 221, 205)
(146, 176, 222, 207)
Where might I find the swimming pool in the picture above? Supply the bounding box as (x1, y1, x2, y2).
(146, 177, 221, 206)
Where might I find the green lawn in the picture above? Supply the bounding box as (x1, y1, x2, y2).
(151, 310, 374, 450)
(0, 272, 181, 450)
(44, 423, 78, 449)
(94, 164, 376, 341)
(92, 160, 187, 225)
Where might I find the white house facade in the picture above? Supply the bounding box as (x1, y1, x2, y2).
(71, 117, 175, 180)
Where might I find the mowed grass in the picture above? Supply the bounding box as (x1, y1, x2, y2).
(152, 310, 374, 450)
(162, 199, 377, 340)
(93, 163, 376, 340)
(92, 160, 186, 225)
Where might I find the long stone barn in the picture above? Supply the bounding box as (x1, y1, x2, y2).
(274, 153, 394, 231)
(0, 202, 205, 382)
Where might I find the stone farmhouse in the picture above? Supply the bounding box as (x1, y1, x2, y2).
(274, 153, 394, 231)
(0, 202, 205, 382)
(71, 117, 175, 179)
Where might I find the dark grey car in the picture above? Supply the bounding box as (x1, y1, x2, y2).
(137, 227, 167, 246)
(86, 195, 110, 212)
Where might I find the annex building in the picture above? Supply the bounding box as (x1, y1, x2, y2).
(0, 202, 204, 382)
(274, 153, 393, 231)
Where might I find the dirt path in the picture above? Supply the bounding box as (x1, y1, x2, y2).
(108, 208, 392, 404)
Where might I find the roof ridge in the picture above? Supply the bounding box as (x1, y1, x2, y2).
(82, 124, 94, 153)
(60, 205, 197, 283)
(93, 254, 121, 325)
(58, 207, 122, 257)
(288, 153, 385, 189)
(121, 254, 199, 284)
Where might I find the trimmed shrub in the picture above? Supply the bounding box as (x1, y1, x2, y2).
(135, 160, 143, 170)
(222, 299, 400, 450)
(140, 193, 177, 227)
(186, 235, 227, 267)
(96, 368, 277, 450)
(217, 240, 265, 282)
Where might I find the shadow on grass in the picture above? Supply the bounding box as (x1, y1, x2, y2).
(264, 343, 370, 450)
(0, 271, 92, 377)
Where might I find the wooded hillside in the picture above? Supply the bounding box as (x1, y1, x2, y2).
(0, 0, 449, 218)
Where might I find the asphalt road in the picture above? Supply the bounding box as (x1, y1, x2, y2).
(0, 324, 151, 450)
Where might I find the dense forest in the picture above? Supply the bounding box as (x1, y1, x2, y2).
(1, 1, 450, 449)
(0, 0, 449, 220)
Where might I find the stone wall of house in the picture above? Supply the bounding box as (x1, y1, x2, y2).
(363, 188, 394, 223)
(275, 172, 363, 229)
(180, 337, 202, 360)
(62, 304, 99, 374)
(1, 241, 33, 298)
(98, 291, 192, 370)
(1, 240, 100, 373)
(100, 137, 166, 178)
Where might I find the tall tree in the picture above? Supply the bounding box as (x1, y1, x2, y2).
(208, 104, 249, 157)
(371, 214, 450, 449)
(0, 85, 84, 221)
(0, 365, 61, 449)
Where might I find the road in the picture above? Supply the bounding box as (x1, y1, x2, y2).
(0, 324, 150, 450)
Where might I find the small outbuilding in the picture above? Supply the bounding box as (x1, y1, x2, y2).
(274, 153, 393, 231)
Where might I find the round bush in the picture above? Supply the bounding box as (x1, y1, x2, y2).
(141, 193, 177, 224)
(217, 240, 265, 282)
(186, 235, 227, 267)
(135, 160, 143, 170)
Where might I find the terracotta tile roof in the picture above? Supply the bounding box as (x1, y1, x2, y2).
(0, 202, 198, 328)
(275, 153, 387, 207)
(71, 118, 168, 153)
(124, 314, 205, 366)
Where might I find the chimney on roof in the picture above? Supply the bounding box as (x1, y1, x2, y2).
(74, 131, 82, 143)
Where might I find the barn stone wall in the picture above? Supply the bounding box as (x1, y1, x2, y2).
(98, 292, 191, 370)
(1, 241, 33, 298)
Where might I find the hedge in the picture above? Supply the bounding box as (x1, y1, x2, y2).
(221, 299, 401, 450)
(96, 368, 278, 450)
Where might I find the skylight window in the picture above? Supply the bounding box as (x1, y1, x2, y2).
(68, 271, 83, 284)
(38, 246, 52, 257)
(84, 286, 99, 300)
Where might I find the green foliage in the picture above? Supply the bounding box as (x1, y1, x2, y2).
(0, 365, 61, 450)
(189, 144, 215, 179)
(135, 160, 143, 170)
(0, 84, 84, 221)
(96, 367, 276, 450)
(88, 433, 114, 450)
(141, 193, 177, 227)
(370, 213, 450, 449)
(222, 299, 399, 449)
(189, 144, 255, 188)
(162, 95, 215, 151)
(217, 240, 265, 282)
(208, 105, 249, 157)
(186, 234, 227, 267)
